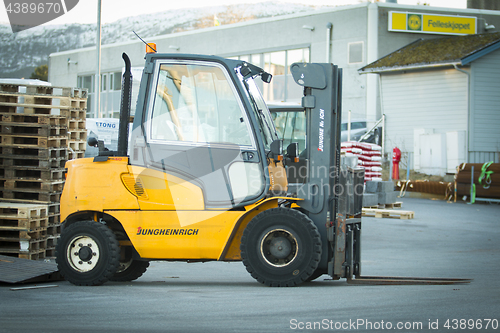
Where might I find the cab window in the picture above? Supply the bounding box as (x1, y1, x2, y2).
(150, 63, 253, 147)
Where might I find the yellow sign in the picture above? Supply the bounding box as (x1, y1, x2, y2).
(389, 11, 477, 35)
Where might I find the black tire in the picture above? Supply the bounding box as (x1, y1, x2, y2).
(240, 207, 322, 287)
(56, 221, 120, 286)
(110, 246, 149, 282)
(305, 269, 327, 282)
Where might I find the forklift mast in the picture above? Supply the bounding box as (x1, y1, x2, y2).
(290, 63, 364, 280)
(288, 63, 470, 285)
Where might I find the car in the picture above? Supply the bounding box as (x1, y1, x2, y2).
(340, 119, 382, 145)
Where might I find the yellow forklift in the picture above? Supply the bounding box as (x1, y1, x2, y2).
(56, 51, 469, 287)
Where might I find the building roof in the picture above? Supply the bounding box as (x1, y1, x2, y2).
(359, 32, 500, 73)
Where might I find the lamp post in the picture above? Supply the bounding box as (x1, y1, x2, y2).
(95, 0, 102, 118)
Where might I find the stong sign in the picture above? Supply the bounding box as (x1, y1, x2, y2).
(389, 11, 477, 36)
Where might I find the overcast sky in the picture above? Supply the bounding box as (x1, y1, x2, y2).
(1, 0, 467, 26)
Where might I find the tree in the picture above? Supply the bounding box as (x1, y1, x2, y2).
(30, 64, 48, 81)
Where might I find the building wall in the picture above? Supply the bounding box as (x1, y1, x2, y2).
(380, 68, 469, 174)
(470, 49, 500, 163)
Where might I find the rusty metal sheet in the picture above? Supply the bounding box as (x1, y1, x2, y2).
(0, 255, 62, 284)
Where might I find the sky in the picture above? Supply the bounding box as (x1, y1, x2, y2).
(1, 0, 467, 26)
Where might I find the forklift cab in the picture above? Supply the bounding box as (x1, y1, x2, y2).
(129, 54, 288, 209)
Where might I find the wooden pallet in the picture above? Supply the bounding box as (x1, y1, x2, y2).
(68, 151, 85, 159)
(0, 84, 86, 98)
(69, 119, 86, 130)
(0, 158, 66, 170)
(0, 238, 48, 252)
(0, 94, 73, 107)
(364, 202, 403, 209)
(48, 202, 60, 215)
(46, 235, 58, 249)
(0, 191, 61, 204)
(0, 217, 48, 231)
(45, 237, 58, 258)
(0, 146, 68, 160)
(0, 228, 47, 241)
(48, 213, 60, 224)
(0, 124, 68, 137)
(1, 179, 64, 192)
(70, 99, 87, 110)
(44, 247, 56, 258)
(384, 201, 403, 209)
(2, 249, 47, 260)
(0, 94, 86, 110)
(0, 135, 68, 148)
(0, 95, 18, 104)
(68, 140, 86, 151)
(362, 208, 414, 220)
(46, 222, 61, 236)
(69, 130, 87, 141)
(69, 109, 86, 120)
(0, 202, 48, 219)
(0, 102, 73, 116)
(0, 167, 65, 181)
(1, 113, 69, 126)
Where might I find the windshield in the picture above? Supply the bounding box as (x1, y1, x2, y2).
(240, 75, 277, 150)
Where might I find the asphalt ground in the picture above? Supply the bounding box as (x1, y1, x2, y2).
(0, 198, 499, 333)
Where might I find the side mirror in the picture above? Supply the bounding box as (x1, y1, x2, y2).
(87, 136, 108, 153)
(87, 136, 98, 147)
(286, 143, 299, 163)
(261, 72, 272, 83)
(270, 139, 283, 161)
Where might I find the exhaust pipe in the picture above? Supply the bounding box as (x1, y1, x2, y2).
(118, 52, 132, 157)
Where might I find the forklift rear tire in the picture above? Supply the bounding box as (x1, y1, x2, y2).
(240, 207, 322, 287)
(56, 221, 120, 286)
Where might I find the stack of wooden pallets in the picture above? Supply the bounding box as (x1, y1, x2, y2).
(0, 202, 49, 260)
(0, 83, 87, 260)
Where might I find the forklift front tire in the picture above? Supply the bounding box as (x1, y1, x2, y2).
(56, 221, 120, 286)
(241, 207, 322, 287)
(305, 269, 327, 282)
(110, 257, 149, 282)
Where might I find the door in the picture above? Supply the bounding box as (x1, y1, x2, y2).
(139, 60, 265, 209)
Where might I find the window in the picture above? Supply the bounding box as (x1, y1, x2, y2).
(264, 51, 286, 102)
(272, 111, 306, 154)
(101, 74, 107, 92)
(287, 48, 309, 70)
(78, 75, 94, 92)
(111, 72, 122, 91)
(77, 75, 94, 117)
(250, 54, 261, 67)
(230, 47, 310, 103)
(286, 48, 309, 102)
(150, 63, 253, 147)
(78, 72, 123, 118)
